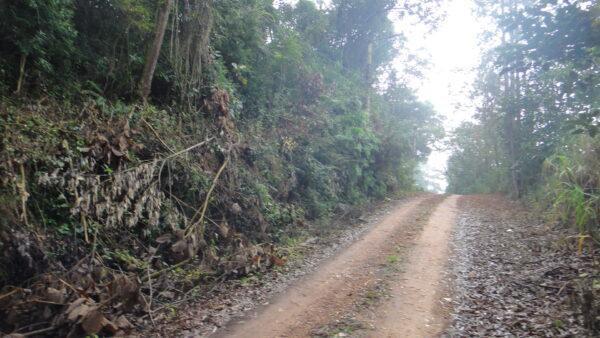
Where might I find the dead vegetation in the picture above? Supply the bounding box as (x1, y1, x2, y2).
(445, 195, 599, 337)
(0, 97, 292, 336)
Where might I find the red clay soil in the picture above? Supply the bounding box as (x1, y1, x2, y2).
(370, 195, 458, 337)
(215, 194, 453, 337)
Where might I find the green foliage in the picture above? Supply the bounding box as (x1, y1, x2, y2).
(541, 137, 599, 234)
(446, 122, 509, 194)
(72, 0, 155, 98)
(0, 0, 444, 287)
(0, 0, 445, 229)
(0, 0, 77, 93)
(328, 0, 398, 71)
(447, 0, 599, 233)
(386, 254, 399, 264)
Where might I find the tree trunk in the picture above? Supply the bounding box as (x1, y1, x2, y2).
(139, 0, 173, 103)
(500, 0, 521, 198)
(365, 41, 373, 114)
(15, 54, 27, 95)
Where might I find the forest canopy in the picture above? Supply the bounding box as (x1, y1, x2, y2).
(1, 0, 599, 336)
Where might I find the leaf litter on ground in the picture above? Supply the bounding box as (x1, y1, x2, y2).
(444, 195, 599, 337)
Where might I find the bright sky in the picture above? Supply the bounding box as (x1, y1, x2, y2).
(393, 0, 483, 192)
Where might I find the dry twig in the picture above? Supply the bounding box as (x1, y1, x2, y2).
(185, 157, 229, 238)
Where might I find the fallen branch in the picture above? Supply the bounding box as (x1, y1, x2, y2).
(162, 137, 215, 163)
(141, 258, 191, 283)
(17, 162, 29, 226)
(20, 325, 56, 337)
(13, 321, 51, 335)
(0, 288, 21, 301)
(57, 278, 81, 296)
(140, 272, 226, 320)
(81, 213, 89, 244)
(118, 137, 215, 175)
(185, 157, 229, 238)
(147, 263, 156, 326)
(557, 281, 569, 296)
(141, 117, 175, 153)
(146, 247, 157, 327)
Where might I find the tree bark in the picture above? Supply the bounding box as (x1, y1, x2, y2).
(139, 0, 173, 103)
(15, 54, 27, 95)
(365, 42, 373, 114)
(500, 0, 521, 198)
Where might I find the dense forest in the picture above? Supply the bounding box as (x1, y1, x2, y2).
(0, 0, 444, 335)
(447, 0, 599, 237)
(1, 0, 598, 336)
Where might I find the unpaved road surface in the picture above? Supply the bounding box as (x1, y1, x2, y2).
(215, 194, 456, 337)
(168, 194, 595, 337)
(372, 195, 458, 337)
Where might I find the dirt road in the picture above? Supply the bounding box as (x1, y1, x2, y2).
(372, 195, 458, 337)
(215, 194, 458, 337)
(161, 194, 594, 337)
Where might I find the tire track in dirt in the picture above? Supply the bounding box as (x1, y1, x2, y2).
(369, 195, 459, 337)
(215, 194, 445, 338)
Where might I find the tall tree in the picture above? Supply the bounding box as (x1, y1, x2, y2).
(0, 0, 76, 94)
(448, 0, 600, 196)
(138, 0, 173, 103)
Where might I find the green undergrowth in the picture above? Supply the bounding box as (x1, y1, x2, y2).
(533, 136, 600, 243)
(0, 94, 429, 336)
(0, 91, 426, 286)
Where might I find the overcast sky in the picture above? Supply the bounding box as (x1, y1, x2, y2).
(393, 0, 483, 192)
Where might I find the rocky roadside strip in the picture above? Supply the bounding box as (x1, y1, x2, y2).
(444, 195, 599, 337)
(149, 193, 431, 337)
